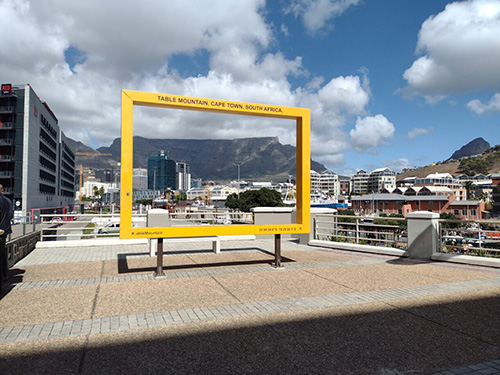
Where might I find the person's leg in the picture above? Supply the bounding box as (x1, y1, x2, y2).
(0, 237, 7, 281)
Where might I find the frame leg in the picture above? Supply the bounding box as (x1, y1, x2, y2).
(274, 234, 282, 268)
(154, 238, 165, 278)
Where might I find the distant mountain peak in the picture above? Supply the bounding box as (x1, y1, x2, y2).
(448, 137, 490, 160)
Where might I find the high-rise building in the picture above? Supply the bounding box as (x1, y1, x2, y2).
(176, 161, 191, 192)
(132, 168, 148, 190)
(0, 83, 76, 216)
(147, 150, 176, 191)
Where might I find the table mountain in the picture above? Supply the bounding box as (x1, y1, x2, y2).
(77, 136, 326, 182)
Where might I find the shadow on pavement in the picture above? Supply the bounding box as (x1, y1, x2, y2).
(0, 269, 25, 300)
(2, 295, 500, 375)
(117, 249, 296, 274)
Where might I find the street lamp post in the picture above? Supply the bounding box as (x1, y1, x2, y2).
(235, 161, 241, 199)
(152, 167, 157, 208)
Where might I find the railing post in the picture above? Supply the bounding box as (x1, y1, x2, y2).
(314, 217, 317, 240)
(355, 219, 359, 244)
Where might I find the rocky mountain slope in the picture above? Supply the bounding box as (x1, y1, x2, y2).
(72, 136, 326, 182)
(448, 137, 490, 161)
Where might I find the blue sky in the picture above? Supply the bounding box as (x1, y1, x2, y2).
(1, 0, 499, 176)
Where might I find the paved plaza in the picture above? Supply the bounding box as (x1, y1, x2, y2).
(1, 238, 500, 374)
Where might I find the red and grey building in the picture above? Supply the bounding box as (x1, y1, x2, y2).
(0, 83, 76, 218)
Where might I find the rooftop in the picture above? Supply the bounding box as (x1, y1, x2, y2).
(1, 238, 500, 374)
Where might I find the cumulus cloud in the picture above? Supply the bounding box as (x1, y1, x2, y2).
(286, 0, 361, 34)
(349, 115, 395, 152)
(408, 127, 434, 139)
(402, 0, 500, 97)
(0, 0, 377, 169)
(467, 93, 500, 114)
(383, 158, 413, 173)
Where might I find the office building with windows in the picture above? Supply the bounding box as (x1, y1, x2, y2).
(147, 150, 176, 191)
(0, 83, 75, 216)
(176, 161, 191, 192)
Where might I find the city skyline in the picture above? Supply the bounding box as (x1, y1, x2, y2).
(1, 0, 499, 175)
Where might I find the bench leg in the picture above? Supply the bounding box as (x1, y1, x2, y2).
(154, 238, 165, 278)
(213, 239, 220, 254)
(274, 234, 282, 268)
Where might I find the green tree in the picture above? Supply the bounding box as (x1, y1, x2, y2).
(337, 209, 357, 223)
(462, 181, 475, 200)
(440, 212, 462, 229)
(226, 188, 284, 212)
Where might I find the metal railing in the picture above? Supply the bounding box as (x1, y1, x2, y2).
(39, 211, 254, 241)
(439, 219, 500, 257)
(314, 213, 407, 249)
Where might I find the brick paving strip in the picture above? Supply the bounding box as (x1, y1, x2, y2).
(2, 275, 500, 345)
(7, 259, 389, 290)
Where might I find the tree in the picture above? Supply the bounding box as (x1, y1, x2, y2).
(440, 212, 462, 229)
(462, 181, 475, 200)
(226, 188, 284, 212)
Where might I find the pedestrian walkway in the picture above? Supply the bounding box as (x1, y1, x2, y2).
(1, 238, 500, 374)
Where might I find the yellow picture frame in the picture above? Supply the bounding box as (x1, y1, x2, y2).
(120, 89, 310, 239)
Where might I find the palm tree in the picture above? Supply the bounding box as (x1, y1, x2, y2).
(463, 181, 475, 200)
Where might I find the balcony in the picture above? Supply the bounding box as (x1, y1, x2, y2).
(0, 139, 14, 145)
(0, 155, 15, 162)
(0, 106, 14, 113)
(0, 122, 14, 129)
(0, 171, 14, 178)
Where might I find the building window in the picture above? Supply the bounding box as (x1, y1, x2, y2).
(462, 209, 468, 216)
(428, 201, 433, 206)
(471, 209, 476, 217)
(454, 210, 459, 216)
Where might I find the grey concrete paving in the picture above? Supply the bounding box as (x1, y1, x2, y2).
(1, 238, 500, 374)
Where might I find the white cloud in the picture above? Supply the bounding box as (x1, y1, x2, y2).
(280, 24, 290, 36)
(408, 127, 434, 139)
(403, 0, 500, 97)
(383, 158, 413, 173)
(349, 115, 395, 152)
(467, 93, 500, 114)
(287, 0, 361, 34)
(0, 0, 376, 170)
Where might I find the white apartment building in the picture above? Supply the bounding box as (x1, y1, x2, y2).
(310, 170, 340, 197)
(351, 170, 369, 194)
(351, 168, 396, 194)
(368, 168, 396, 192)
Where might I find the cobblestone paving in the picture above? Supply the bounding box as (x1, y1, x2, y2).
(2, 239, 500, 374)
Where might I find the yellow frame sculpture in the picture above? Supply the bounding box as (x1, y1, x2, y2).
(120, 90, 310, 239)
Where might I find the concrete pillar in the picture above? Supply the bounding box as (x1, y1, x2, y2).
(147, 208, 171, 256)
(406, 211, 440, 259)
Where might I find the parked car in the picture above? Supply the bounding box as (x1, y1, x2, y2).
(98, 223, 120, 234)
(50, 217, 63, 226)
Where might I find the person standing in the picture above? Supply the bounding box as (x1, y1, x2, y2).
(0, 184, 13, 289)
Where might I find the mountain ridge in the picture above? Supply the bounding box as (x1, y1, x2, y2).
(71, 136, 327, 182)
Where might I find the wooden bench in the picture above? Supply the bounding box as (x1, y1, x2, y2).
(149, 236, 220, 256)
